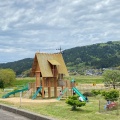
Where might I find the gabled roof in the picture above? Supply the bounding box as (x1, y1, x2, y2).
(31, 52, 69, 77)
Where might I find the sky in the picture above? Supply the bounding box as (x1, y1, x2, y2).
(0, 0, 120, 63)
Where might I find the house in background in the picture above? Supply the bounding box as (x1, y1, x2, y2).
(31, 52, 69, 98)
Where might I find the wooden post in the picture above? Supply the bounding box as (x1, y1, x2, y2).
(19, 92, 22, 107)
(99, 100, 100, 113)
(35, 72, 40, 88)
(54, 78, 57, 97)
(71, 86, 73, 96)
(61, 86, 64, 91)
(65, 80, 67, 97)
(42, 77, 45, 98)
(48, 78, 51, 98)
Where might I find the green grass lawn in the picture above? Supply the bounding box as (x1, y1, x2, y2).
(0, 76, 119, 120)
(66, 75, 104, 84)
(13, 77, 35, 87)
(0, 89, 4, 98)
(14, 75, 103, 87)
(0, 97, 119, 120)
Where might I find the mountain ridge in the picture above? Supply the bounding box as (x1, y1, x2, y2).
(0, 41, 120, 75)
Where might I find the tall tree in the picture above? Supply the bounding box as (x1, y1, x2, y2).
(0, 69, 16, 89)
(103, 70, 120, 89)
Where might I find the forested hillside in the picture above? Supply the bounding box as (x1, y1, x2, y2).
(0, 58, 33, 75)
(0, 41, 120, 75)
(63, 41, 120, 69)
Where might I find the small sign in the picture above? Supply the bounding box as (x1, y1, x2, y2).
(93, 83, 96, 86)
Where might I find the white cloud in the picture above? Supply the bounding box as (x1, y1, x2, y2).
(94, 0, 112, 10)
(0, 0, 120, 63)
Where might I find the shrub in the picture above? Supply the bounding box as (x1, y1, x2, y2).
(66, 95, 86, 110)
(91, 89, 101, 96)
(0, 80, 4, 89)
(83, 91, 93, 97)
(101, 89, 119, 101)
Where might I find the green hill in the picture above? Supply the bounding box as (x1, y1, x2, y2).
(0, 58, 33, 75)
(63, 41, 120, 69)
(0, 41, 120, 75)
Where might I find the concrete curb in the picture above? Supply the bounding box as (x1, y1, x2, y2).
(0, 104, 56, 120)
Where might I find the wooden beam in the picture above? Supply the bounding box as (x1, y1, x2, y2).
(35, 72, 40, 87)
(48, 78, 51, 98)
(54, 77, 57, 97)
(42, 77, 45, 98)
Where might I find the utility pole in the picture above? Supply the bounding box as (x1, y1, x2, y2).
(56, 46, 62, 53)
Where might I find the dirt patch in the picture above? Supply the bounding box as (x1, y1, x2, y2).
(0, 97, 59, 103)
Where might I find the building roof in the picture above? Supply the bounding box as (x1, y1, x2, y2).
(48, 59, 60, 65)
(31, 52, 69, 77)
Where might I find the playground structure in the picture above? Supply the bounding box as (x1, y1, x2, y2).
(30, 52, 69, 99)
(30, 52, 86, 100)
(2, 85, 29, 98)
(57, 79, 86, 101)
(2, 78, 86, 101)
(2, 52, 86, 101)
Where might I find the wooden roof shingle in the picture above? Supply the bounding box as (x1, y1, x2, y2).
(31, 52, 69, 77)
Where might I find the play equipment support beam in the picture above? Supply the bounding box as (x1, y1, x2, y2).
(42, 77, 45, 98)
(35, 72, 40, 87)
(54, 77, 57, 97)
(48, 78, 51, 98)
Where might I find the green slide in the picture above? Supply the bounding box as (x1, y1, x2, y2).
(2, 85, 29, 98)
(57, 88, 68, 100)
(32, 86, 42, 100)
(72, 87, 86, 101)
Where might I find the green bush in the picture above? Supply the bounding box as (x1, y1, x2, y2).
(0, 81, 4, 89)
(0, 69, 16, 88)
(101, 89, 119, 101)
(66, 95, 86, 110)
(91, 89, 101, 96)
(83, 91, 93, 97)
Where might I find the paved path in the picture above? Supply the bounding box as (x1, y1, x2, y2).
(0, 109, 31, 120)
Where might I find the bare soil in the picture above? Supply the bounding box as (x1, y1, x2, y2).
(0, 97, 59, 103)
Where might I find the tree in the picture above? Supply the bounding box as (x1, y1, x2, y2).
(66, 95, 86, 111)
(103, 70, 120, 89)
(102, 89, 119, 101)
(0, 69, 16, 89)
(0, 80, 4, 88)
(21, 69, 31, 77)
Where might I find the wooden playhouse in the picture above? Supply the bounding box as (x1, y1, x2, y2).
(31, 52, 69, 98)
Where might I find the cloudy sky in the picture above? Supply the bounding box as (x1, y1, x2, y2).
(0, 0, 120, 63)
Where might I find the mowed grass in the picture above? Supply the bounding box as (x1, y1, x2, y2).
(69, 75, 104, 84)
(0, 89, 4, 98)
(0, 97, 119, 120)
(0, 76, 119, 120)
(13, 77, 35, 86)
(14, 75, 103, 86)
